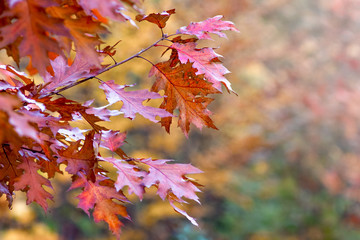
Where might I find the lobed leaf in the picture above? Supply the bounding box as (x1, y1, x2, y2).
(70, 174, 130, 238)
(13, 155, 53, 211)
(136, 9, 175, 28)
(100, 80, 172, 122)
(177, 15, 239, 40)
(170, 42, 233, 92)
(149, 61, 220, 136)
(140, 158, 202, 202)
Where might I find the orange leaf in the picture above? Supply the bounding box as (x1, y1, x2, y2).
(149, 61, 220, 136)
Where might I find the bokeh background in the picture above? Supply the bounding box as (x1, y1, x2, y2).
(2, 0, 360, 239)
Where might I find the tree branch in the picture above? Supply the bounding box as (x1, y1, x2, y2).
(40, 37, 167, 98)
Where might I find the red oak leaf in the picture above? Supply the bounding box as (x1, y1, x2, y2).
(177, 15, 239, 40)
(102, 157, 145, 199)
(70, 174, 130, 238)
(37, 97, 107, 132)
(149, 61, 220, 136)
(136, 9, 175, 28)
(78, 0, 131, 23)
(99, 130, 128, 159)
(58, 131, 97, 176)
(62, 16, 107, 68)
(0, 64, 31, 86)
(84, 100, 122, 121)
(0, 93, 39, 140)
(101, 130, 127, 152)
(0, 0, 68, 76)
(38, 158, 62, 179)
(100, 80, 172, 122)
(42, 55, 95, 93)
(14, 155, 53, 211)
(169, 196, 198, 226)
(46, 5, 108, 69)
(140, 158, 202, 202)
(170, 42, 233, 92)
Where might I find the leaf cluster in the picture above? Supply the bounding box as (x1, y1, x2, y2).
(0, 1, 238, 238)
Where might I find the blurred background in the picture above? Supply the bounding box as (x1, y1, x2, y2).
(2, 0, 360, 239)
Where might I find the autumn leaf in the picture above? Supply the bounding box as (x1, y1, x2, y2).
(102, 157, 145, 199)
(100, 80, 172, 122)
(0, 64, 32, 85)
(14, 155, 53, 211)
(136, 9, 175, 28)
(101, 130, 127, 152)
(58, 131, 97, 177)
(170, 42, 233, 92)
(140, 158, 202, 202)
(0, 0, 68, 76)
(177, 15, 239, 40)
(0, 144, 22, 192)
(78, 0, 131, 23)
(149, 61, 220, 135)
(70, 173, 130, 238)
(168, 196, 198, 226)
(37, 158, 61, 179)
(42, 55, 95, 93)
(0, 93, 39, 140)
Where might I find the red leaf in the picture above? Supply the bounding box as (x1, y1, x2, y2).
(177, 15, 239, 40)
(0, 65, 32, 85)
(101, 130, 127, 152)
(149, 61, 220, 135)
(169, 196, 198, 226)
(58, 131, 97, 176)
(170, 42, 234, 92)
(46, 5, 108, 69)
(136, 9, 175, 28)
(42, 55, 95, 93)
(0, 93, 39, 140)
(70, 174, 130, 238)
(38, 158, 61, 179)
(78, 0, 131, 23)
(100, 80, 172, 122)
(0, 0, 68, 76)
(140, 158, 202, 202)
(14, 155, 53, 211)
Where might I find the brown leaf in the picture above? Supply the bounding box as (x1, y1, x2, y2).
(136, 9, 175, 28)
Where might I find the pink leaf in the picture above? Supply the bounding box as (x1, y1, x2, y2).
(169, 198, 198, 226)
(102, 157, 145, 199)
(78, 0, 131, 23)
(101, 130, 127, 152)
(141, 158, 202, 202)
(0, 94, 39, 141)
(99, 80, 172, 122)
(170, 42, 233, 92)
(43, 56, 95, 93)
(177, 15, 239, 40)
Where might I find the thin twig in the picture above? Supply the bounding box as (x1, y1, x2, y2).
(136, 56, 156, 66)
(40, 37, 167, 98)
